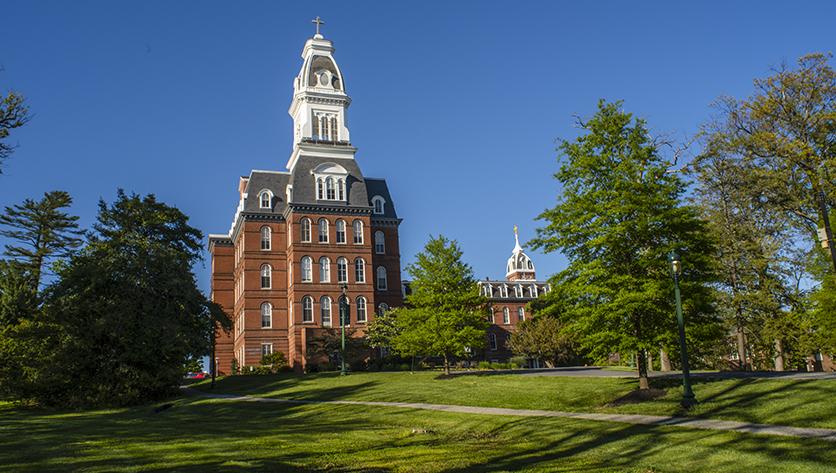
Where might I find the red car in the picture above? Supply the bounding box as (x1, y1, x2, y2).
(185, 372, 207, 380)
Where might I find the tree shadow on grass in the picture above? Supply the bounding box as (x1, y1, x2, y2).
(645, 377, 835, 428)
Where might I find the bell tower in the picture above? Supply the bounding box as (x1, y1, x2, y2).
(287, 17, 355, 171)
(506, 226, 536, 281)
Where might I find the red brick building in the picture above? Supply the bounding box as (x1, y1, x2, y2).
(477, 227, 551, 362)
(209, 28, 403, 374)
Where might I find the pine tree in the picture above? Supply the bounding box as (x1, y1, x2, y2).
(0, 191, 83, 291)
(531, 100, 720, 390)
(0, 82, 30, 173)
(391, 235, 489, 375)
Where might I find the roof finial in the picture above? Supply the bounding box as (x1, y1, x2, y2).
(513, 225, 522, 252)
(312, 16, 325, 37)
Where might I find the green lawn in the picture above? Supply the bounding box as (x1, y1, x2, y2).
(1, 397, 834, 472)
(2, 372, 833, 472)
(192, 371, 836, 429)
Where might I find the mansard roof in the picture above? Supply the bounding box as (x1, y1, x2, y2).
(365, 177, 399, 219)
(243, 170, 290, 214)
(289, 154, 370, 208)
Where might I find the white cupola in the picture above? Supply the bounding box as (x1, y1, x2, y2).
(287, 17, 356, 171)
(506, 225, 536, 281)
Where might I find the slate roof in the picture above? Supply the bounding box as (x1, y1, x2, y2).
(365, 178, 399, 219)
(288, 155, 370, 208)
(239, 155, 397, 218)
(242, 170, 290, 215)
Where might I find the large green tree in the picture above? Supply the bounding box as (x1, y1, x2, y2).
(702, 53, 835, 272)
(390, 235, 489, 375)
(35, 190, 226, 406)
(0, 191, 83, 291)
(700, 52, 836, 358)
(531, 100, 720, 389)
(692, 152, 795, 370)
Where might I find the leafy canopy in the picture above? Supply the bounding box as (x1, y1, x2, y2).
(531, 100, 720, 383)
(390, 235, 488, 374)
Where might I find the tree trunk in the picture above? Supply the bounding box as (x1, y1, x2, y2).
(815, 187, 836, 273)
(736, 326, 748, 371)
(660, 349, 672, 372)
(773, 339, 785, 372)
(443, 353, 450, 375)
(646, 350, 654, 373)
(637, 350, 650, 390)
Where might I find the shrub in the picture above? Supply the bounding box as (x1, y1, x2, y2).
(261, 351, 289, 373)
(489, 362, 504, 370)
(477, 361, 492, 370)
(510, 356, 528, 368)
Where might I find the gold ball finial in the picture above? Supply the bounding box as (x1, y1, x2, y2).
(514, 225, 518, 235)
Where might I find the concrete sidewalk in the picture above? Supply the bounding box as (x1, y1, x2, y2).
(449, 367, 836, 380)
(185, 388, 836, 442)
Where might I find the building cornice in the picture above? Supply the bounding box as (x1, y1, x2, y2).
(284, 203, 373, 218)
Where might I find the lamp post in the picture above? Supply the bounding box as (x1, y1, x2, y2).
(339, 283, 349, 376)
(668, 250, 697, 408)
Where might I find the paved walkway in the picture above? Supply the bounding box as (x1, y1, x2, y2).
(185, 388, 836, 442)
(449, 367, 836, 380)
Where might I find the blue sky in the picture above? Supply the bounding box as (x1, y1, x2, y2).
(1, 1, 834, 292)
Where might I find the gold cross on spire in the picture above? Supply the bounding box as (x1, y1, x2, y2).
(311, 16, 325, 36)
(514, 225, 519, 236)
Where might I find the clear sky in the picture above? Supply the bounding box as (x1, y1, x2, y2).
(1, 1, 834, 292)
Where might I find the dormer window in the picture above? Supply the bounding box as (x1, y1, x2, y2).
(312, 162, 348, 202)
(259, 190, 272, 209)
(371, 195, 386, 215)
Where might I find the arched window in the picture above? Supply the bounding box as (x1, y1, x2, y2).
(312, 112, 320, 139)
(356, 296, 367, 323)
(318, 218, 329, 243)
(374, 230, 385, 254)
(502, 307, 510, 325)
(260, 226, 271, 250)
(330, 116, 338, 141)
(371, 196, 385, 215)
(319, 257, 330, 283)
(316, 178, 324, 200)
(261, 302, 272, 328)
(376, 266, 388, 290)
(326, 177, 336, 200)
(338, 179, 345, 201)
(337, 257, 348, 283)
(301, 218, 312, 243)
(302, 296, 313, 323)
(336, 219, 346, 244)
(352, 220, 364, 244)
(320, 296, 332, 326)
(259, 191, 271, 209)
(354, 258, 365, 283)
(489, 333, 497, 351)
(377, 302, 389, 316)
(530, 284, 539, 298)
(301, 256, 313, 282)
(514, 285, 523, 298)
(261, 264, 271, 289)
(517, 307, 525, 321)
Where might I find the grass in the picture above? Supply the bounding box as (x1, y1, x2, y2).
(191, 370, 836, 429)
(1, 397, 834, 472)
(2, 372, 833, 472)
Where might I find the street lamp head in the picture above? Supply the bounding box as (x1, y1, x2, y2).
(340, 283, 348, 295)
(668, 250, 681, 276)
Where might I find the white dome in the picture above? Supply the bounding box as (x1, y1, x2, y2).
(505, 226, 536, 280)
